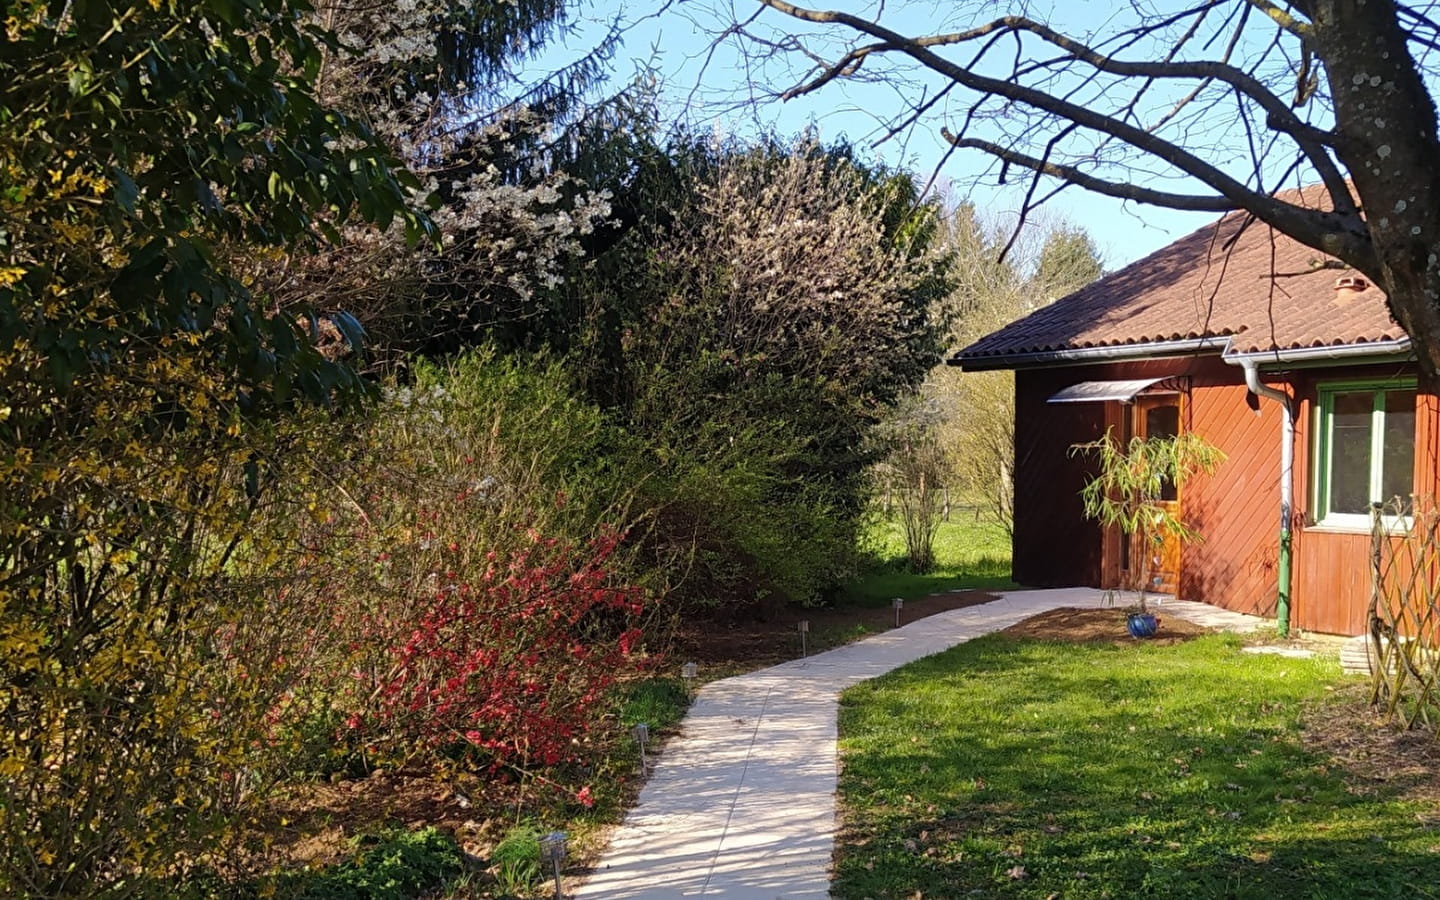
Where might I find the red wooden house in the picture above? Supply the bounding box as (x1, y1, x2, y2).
(955, 190, 1438, 636)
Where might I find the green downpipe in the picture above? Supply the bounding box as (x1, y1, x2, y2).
(1239, 359, 1295, 637)
(1277, 527, 1292, 637)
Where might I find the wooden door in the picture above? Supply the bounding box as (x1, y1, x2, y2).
(1135, 396, 1182, 596)
(1099, 401, 1131, 591)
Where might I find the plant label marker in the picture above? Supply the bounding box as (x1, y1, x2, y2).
(892, 597, 904, 627)
(633, 722, 650, 772)
(539, 831, 567, 900)
(799, 620, 810, 657)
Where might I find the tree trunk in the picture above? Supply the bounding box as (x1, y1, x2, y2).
(1312, 0, 1440, 379)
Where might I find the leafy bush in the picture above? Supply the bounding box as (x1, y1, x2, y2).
(292, 353, 657, 775)
(871, 398, 950, 574)
(608, 141, 946, 607)
(632, 399, 857, 609)
(290, 828, 465, 900)
(345, 528, 648, 768)
(543, 136, 948, 611)
(0, 341, 345, 895)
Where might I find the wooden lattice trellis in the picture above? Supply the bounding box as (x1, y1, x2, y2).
(1369, 497, 1440, 729)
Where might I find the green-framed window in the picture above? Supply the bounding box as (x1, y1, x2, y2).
(1314, 379, 1417, 528)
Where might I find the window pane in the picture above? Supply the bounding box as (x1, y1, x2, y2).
(1145, 405, 1180, 501)
(1330, 391, 1374, 515)
(1381, 389, 1416, 512)
(1145, 405, 1179, 440)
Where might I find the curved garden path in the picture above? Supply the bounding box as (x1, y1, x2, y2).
(575, 588, 1266, 899)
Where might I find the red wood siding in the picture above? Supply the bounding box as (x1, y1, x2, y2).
(1178, 370, 1281, 619)
(1418, 389, 1440, 499)
(1291, 530, 1372, 633)
(1007, 357, 1440, 636)
(1012, 368, 1107, 586)
(1013, 358, 1218, 589)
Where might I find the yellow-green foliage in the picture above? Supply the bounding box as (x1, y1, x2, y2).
(0, 341, 675, 896)
(1072, 430, 1225, 607)
(0, 337, 341, 896)
(1073, 430, 1226, 543)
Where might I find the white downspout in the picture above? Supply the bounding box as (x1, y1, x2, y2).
(1239, 359, 1294, 637)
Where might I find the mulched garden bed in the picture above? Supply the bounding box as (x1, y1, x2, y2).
(999, 605, 1213, 645)
(673, 589, 1000, 670)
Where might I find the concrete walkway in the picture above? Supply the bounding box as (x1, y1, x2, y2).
(575, 588, 1268, 899)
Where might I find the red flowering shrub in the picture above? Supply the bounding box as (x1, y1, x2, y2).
(352, 526, 649, 768)
(297, 353, 658, 778)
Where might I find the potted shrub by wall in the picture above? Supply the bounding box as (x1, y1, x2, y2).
(1072, 430, 1224, 637)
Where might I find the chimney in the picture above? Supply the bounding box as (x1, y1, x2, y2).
(1334, 275, 1368, 304)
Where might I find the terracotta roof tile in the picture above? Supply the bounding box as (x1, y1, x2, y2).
(957, 185, 1403, 365)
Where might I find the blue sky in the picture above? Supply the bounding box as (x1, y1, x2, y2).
(539, 1, 1276, 271)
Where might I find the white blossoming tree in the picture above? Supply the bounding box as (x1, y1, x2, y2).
(238, 0, 624, 365)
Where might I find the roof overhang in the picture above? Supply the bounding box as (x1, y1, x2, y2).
(952, 335, 1414, 372)
(1046, 377, 1181, 404)
(951, 337, 1226, 372)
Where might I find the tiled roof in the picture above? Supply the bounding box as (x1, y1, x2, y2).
(957, 186, 1405, 367)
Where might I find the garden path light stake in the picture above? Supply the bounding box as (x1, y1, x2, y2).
(539, 831, 567, 900)
(681, 661, 698, 697)
(893, 597, 904, 627)
(799, 620, 809, 657)
(633, 722, 650, 773)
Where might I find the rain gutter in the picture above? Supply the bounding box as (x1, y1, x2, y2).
(1222, 337, 1413, 367)
(952, 337, 1227, 372)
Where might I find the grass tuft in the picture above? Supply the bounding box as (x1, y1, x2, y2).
(286, 827, 466, 899)
(617, 678, 690, 733)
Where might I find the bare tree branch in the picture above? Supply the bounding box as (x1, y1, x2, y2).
(758, 0, 1365, 255)
(1245, 0, 1313, 39)
(939, 134, 1236, 211)
(732, 0, 1440, 376)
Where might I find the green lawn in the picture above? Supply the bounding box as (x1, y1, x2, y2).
(846, 513, 1017, 606)
(835, 633, 1440, 899)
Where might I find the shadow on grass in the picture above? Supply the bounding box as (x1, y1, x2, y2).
(834, 635, 1440, 899)
(845, 553, 1016, 607)
(846, 515, 1018, 606)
